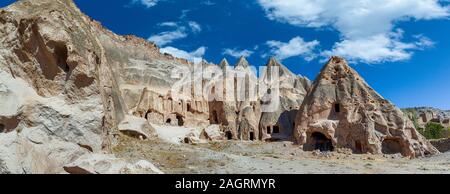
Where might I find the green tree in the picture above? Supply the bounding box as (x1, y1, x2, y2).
(419, 122, 449, 139)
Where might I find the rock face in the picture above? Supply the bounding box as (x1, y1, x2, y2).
(294, 57, 438, 157)
(0, 0, 439, 174)
(234, 57, 261, 141)
(208, 59, 239, 139)
(259, 58, 311, 141)
(404, 107, 450, 128)
(0, 0, 169, 173)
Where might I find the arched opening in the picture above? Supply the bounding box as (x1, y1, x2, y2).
(382, 139, 403, 155)
(225, 131, 233, 140)
(249, 132, 255, 141)
(266, 126, 271, 134)
(166, 118, 172, 124)
(184, 137, 190, 144)
(0, 124, 4, 133)
(176, 115, 184, 126)
(311, 132, 334, 152)
(334, 103, 341, 113)
(273, 126, 280, 134)
(144, 110, 151, 120)
(211, 110, 219, 124)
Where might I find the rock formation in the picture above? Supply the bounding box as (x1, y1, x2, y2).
(404, 107, 450, 128)
(259, 58, 311, 141)
(207, 58, 238, 139)
(294, 57, 438, 157)
(0, 0, 170, 173)
(234, 57, 261, 141)
(0, 0, 439, 175)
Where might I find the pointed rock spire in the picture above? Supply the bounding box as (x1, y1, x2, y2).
(219, 58, 230, 70)
(294, 56, 438, 157)
(235, 56, 250, 68)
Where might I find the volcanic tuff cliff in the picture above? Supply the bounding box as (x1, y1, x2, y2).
(0, 0, 438, 173)
(294, 57, 438, 157)
(0, 0, 198, 173)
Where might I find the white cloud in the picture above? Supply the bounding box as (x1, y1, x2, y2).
(321, 30, 435, 63)
(266, 36, 319, 61)
(258, 0, 449, 63)
(159, 22, 178, 27)
(222, 48, 254, 58)
(132, 0, 160, 8)
(160, 46, 207, 62)
(148, 29, 187, 46)
(188, 21, 202, 33)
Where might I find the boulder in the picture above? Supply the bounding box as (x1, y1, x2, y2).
(63, 154, 164, 174)
(203, 124, 223, 140)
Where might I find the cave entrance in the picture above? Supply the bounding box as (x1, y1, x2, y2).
(249, 132, 255, 141)
(334, 103, 341, 113)
(382, 139, 402, 155)
(354, 141, 363, 154)
(176, 115, 184, 126)
(166, 118, 172, 124)
(311, 132, 334, 152)
(226, 131, 233, 140)
(267, 126, 271, 134)
(0, 124, 4, 133)
(273, 126, 280, 134)
(211, 110, 219, 124)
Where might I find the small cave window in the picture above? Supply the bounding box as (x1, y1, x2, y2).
(334, 103, 341, 113)
(273, 126, 280, 134)
(176, 115, 184, 126)
(267, 88, 272, 94)
(267, 126, 271, 134)
(211, 86, 216, 95)
(249, 132, 255, 141)
(226, 131, 233, 140)
(311, 132, 334, 152)
(187, 103, 192, 112)
(0, 124, 5, 133)
(166, 118, 172, 124)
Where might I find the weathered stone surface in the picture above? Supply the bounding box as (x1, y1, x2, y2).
(118, 115, 154, 140)
(259, 58, 310, 141)
(294, 57, 438, 157)
(63, 154, 163, 174)
(430, 138, 450, 153)
(203, 124, 223, 141)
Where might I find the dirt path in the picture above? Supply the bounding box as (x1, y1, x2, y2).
(113, 136, 450, 174)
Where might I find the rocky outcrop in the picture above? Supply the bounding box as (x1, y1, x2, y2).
(234, 57, 261, 141)
(294, 57, 438, 157)
(0, 0, 168, 173)
(404, 107, 450, 128)
(208, 59, 238, 139)
(430, 138, 450, 153)
(259, 58, 311, 141)
(63, 154, 163, 174)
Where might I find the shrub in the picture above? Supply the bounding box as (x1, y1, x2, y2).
(418, 122, 450, 139)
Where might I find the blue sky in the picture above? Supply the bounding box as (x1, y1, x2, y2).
(1, 0, 449, 109)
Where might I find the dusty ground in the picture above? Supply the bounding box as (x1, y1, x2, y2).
(112, 136, 450, 174)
